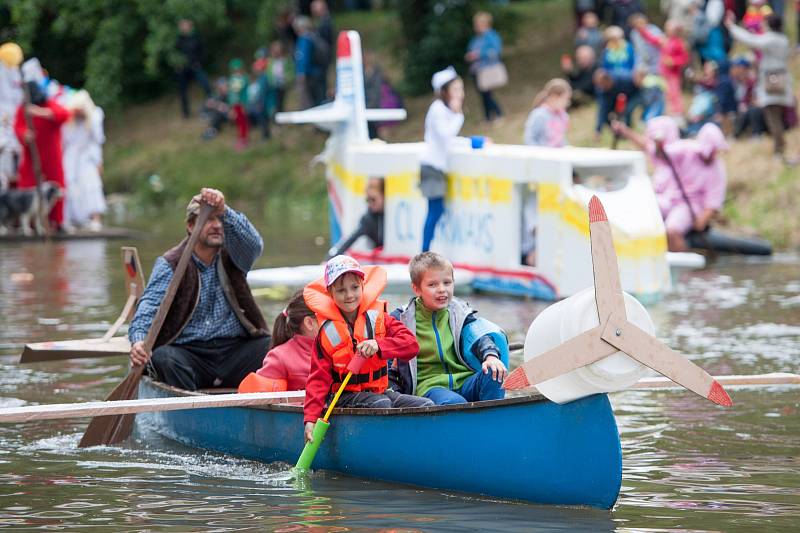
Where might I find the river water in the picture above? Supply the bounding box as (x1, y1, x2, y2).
(0, 209, 798, 532)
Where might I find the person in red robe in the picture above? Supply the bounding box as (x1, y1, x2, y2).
(13, 81, 72, 230)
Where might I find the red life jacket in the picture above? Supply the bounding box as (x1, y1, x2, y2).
(304, 266, 389, 393)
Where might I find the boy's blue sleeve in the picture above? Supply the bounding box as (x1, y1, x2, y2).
(463, 314, 499, 361)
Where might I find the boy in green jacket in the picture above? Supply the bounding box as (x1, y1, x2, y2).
(389, 252, 508, 404)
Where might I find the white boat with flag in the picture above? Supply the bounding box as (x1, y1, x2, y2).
(247, 30, 705, 302)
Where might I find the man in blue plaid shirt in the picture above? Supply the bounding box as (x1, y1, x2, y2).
(129, 188, 271, 390)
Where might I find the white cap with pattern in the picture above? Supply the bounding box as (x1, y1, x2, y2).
(431, 66, 458, 92)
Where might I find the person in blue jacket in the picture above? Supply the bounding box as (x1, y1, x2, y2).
(389, 252, 509, 405)
(465, 11, 504, 123)
(292, 16, 323, 109)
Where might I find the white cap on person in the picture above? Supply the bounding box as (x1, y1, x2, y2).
(431, 66, 458, 92)
(324, 255, 365, 287)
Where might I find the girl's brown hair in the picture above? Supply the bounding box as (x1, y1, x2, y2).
(531, 78, 572, 110)
(270, 289, 315, 349)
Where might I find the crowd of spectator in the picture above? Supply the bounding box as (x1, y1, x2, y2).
(177, 0, 401, 150)
(564, 0, 797, 163)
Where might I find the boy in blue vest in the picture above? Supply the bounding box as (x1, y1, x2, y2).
(390, 252, 508, 405)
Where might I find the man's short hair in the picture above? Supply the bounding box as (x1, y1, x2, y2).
(409, 252, 454, 286)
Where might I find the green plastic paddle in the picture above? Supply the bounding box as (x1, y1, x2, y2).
(295, 355, 366, 472)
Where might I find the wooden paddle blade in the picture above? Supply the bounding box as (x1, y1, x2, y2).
(588, 196, 627, 323)
(503, 328, 617, 390)
(600, 315, 732, 406)
(20, 336, 130, 363)
(78, 365, 144, 448)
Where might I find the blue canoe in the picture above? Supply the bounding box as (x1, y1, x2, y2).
(138, 378, 622, 509)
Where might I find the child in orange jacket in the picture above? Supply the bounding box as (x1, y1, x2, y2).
(238, 289, 317, 393)
(302, 255, 433, 444)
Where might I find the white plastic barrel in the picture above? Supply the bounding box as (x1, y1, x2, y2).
(524, 287, 654, 404)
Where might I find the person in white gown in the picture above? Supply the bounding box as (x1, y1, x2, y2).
(62, 89, 106, 231)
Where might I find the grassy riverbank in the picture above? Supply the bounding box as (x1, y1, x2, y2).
(104, 0, 800, 250)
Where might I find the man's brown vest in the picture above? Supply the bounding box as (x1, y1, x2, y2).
(154, 238, 269, 348)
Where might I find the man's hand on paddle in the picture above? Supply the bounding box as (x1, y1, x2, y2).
(129, 340, 151, 366)
(199, 187, 225, 215)
(482, 354, 507, 382)
(304, 421, 315, 444)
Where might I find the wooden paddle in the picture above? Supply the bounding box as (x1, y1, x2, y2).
(78, 202, 214, 448)
(0, 390, 305, 423)
(4, 373, 797, 424)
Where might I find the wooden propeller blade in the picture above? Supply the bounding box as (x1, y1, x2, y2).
(503, 328, 618, 390)
(600, 313, 732, 406)
(588, 196, 626, 322)
(79, 203, 215, 448)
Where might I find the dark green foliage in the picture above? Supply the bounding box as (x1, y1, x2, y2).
(3, 0, 517, 107)
(397, 0, 475, 95)
(3, 0, 290, 109)
(396, 0, 519, 96)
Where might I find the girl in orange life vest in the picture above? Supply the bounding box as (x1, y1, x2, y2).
(302, 255, 433, 444)
(238, 290, 318, 393)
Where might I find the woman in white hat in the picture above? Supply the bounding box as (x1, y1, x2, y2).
(419, 66, 469, 252)
(62, 89, 106, 231)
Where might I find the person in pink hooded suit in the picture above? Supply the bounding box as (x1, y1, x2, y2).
(660, 123, 728, 251)
(613, 116, 681, 200)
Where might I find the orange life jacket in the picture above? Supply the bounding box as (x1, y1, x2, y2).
(237, 372, 288, 393)
(304, 266, 389, 393)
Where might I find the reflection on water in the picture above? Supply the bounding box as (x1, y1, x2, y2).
(0, 225, 798, 531)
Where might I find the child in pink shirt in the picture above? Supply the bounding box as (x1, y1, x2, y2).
(239, 290, 318, 392)
(523, 78, 571, 147)
(636, 19, 690, 115)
